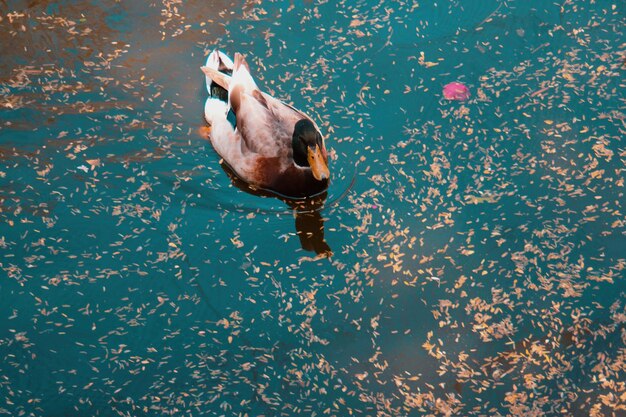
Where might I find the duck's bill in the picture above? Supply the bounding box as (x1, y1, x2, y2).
(307, 145, 330, 181)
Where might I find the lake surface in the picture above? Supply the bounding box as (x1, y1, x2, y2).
(1, 1, 625, 416)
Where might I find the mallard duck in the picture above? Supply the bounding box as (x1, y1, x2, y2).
(201, 50, 330, 198)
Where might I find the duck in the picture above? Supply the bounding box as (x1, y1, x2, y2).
(201, 50, 330, 198)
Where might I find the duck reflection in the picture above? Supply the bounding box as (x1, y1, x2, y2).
(220, 162, 332, 256)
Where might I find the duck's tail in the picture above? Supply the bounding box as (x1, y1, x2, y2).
(202, 52, 260, 116)
(201, 50, 234, 92)
(203, 50, 232, 124)
(230, 53, 257, 92)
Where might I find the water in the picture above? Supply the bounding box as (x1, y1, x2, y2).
(1, 1, 625, 416)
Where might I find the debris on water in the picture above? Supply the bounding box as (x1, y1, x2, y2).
(443, 82, 470, 101)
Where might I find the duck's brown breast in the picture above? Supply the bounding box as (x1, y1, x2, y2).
(265, 163, 329, 198)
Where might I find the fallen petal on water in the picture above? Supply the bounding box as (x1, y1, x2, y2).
(443, 82, 470, 101)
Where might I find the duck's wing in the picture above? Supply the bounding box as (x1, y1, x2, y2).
(233, 91, 284, 155)
(263, 93, 310, 120)
(261, 94, 319, 135)
(226, 54, 293, 157)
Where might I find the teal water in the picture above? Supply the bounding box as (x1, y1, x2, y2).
(1, 1, 625, 416)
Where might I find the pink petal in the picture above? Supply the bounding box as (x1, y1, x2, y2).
(443, 82, 470, 101)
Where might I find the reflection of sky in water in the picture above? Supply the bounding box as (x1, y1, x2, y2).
(1, 0, 625, 416)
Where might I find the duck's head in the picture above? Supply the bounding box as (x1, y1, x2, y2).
(292, 119, 330, 181)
